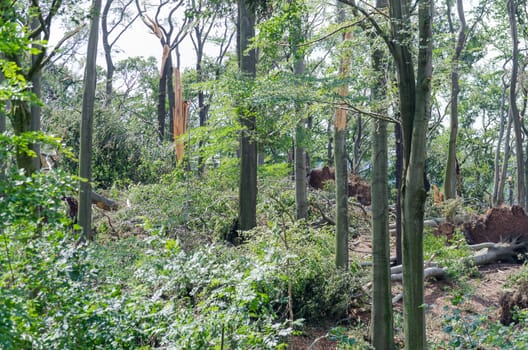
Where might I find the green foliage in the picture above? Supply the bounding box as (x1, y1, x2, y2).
(438, 307, 528, 350)
(423, 231, 477, 286)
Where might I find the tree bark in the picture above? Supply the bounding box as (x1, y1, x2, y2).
(400, 2, 433, 348)
(294, 57, 308, 220)
(370, 34, 394, 349)
(78, 0, 101, 241)
(335, 1, 350, 270)
(493, 77, 509, 206)
(508, 0, 525, 207)
(444, 0, 466, 200)
(101, 0, 114, 106)
(237, 0, 257, 231)
(394, 122, 403, 265)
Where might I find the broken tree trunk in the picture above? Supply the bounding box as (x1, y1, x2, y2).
(91, 191, 118, 211)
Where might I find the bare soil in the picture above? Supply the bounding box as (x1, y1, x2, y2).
(289, 231, 523, 349)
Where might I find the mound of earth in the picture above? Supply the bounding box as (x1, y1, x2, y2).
(463, 205, 528, 244)
(308, 167, 371, 205)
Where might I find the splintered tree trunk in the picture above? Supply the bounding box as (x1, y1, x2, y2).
(370, 37, 394, 349)
(444, 0, 466, 200)
(237, 0, 257, 231)
(78, 0, 101, 241)
(508, 0, 525, 207)
(335, 1, 350, 270)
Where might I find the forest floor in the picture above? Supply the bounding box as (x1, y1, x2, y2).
(289, 232, 522, 349)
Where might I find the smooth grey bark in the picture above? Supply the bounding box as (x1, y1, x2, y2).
(508, 0, 525, 207)
(444, 0, 466, 200)
(385, 0, 433, 348)
(78, 0, 101, 241)
(335, 1, 349, 270)
(237, 0, 257, 231)
(370, 32, 394, 349)
(294, 56, 308, 220)
(401, 2, 433, 348)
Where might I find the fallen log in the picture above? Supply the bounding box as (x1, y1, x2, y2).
(390, 241, 528, 282)
(91, 192, 118, 211)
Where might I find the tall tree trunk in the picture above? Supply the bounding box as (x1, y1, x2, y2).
(498, 111, 513, 205)
(444, 0, 466, 200)
(402, 1, 432, 348)
(237, 0, 257, 231)
(78, 0, 101, 241)
(370, 27, 394, 348)
(166, 55, 175, 141)
(394, 121, 403, 265)
(493, 80, 508, 206)
(294, 56, 308, 220)
(335, 1, 350, 270)
(508, 0, 525, 207)
(157, 56, 168, 142)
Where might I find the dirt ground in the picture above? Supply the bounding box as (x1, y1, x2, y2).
(289, 233, 522, 350)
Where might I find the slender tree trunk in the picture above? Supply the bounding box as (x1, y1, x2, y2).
(237, 0, 257, 231)
(157, 58, 168, 142)
(370, 32, 394, 349)
(394, 121, 403, 265)
(352, 115, 362, 173)
(335, 1, 350, 270)
(327, 121, 333, 166)
(498, 111, 513, 205)
(508, 0, 525, 207)
(294, 56, 308, 220)
(30, 14, 41, 172)
(78, 0, 101, 241)
(444, 0, 466, 200)
(334, 2, 352, 270)
(167, 55, 175, 141)
(493, 81, 508, 206)
(402, 2, 432, 348)
(101, 0, 114, 106)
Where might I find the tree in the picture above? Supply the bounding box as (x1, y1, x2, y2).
(507, 0, 524, 207)
(1, 0, 78, 174)
(342, 0, 433, 346)
(237, 0, 258, 231)
(101, 0, 139, 106)
(135, 0, 190, 141)
(78, 0, 102, 241)
(444, 0, 466, 200)
(334, 1, 350, 270)
(369, 0, 393, 346)
(188, 0, 235, 173)
(292, 2, 308, 220)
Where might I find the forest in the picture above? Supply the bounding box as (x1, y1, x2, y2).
(2, 0, 528, 348)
